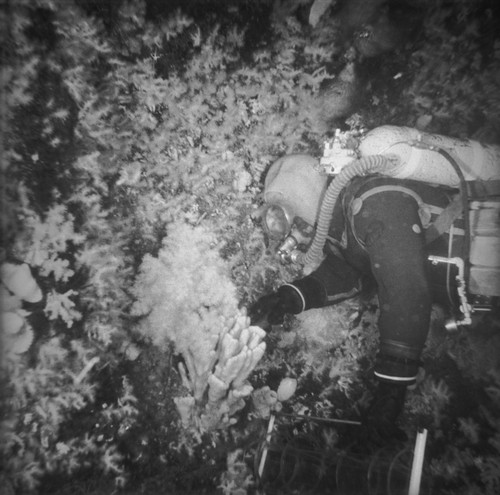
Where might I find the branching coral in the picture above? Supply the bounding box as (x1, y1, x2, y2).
(10, 202, 85, 329)
(132, 221, 266, 430)
(175, 312, 266, 430)
(199, 313, 266, 430)
(0, 337, 137, 493)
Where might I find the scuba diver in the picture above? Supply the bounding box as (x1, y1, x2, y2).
(249, 125, 500, 443)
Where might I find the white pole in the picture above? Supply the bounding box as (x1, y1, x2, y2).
(258, 413, 276, 479)
(408, 428, 428, 495)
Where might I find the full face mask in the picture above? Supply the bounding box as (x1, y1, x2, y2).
(262, 204, 315, 263)
(263, 154, 328, 263)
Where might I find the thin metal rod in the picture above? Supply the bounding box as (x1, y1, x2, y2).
(408, 428, 428, 495)
(258, 413, 276, 479)
(278, 411, 362, 426)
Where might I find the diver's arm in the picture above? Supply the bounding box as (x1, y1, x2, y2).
(287, 252, 362, 311)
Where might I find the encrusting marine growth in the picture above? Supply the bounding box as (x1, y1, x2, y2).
(132, 221, 267, 431)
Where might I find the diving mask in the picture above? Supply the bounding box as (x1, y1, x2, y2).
(263, 204, 293, 240)
(263, 205, 314, 263)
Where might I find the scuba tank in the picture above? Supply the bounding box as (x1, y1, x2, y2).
(357, 126, 500, 186)
(300, 126, 500, 327)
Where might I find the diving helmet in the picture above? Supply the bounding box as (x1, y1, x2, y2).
(263, 154, 328, 262)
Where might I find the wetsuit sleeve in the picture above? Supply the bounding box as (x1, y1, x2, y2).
(351, 190, 432, 383)
(286, 250, 361, 311)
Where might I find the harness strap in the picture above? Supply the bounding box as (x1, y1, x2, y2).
(347, 185, 429, 250)
(425, 194, 463, 245)
(355, 185, 426, 208)
(348, 184, 465, 249)
(467, 179, 500, 199)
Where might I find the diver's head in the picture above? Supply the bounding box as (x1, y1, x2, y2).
(262, 154, 328, 262)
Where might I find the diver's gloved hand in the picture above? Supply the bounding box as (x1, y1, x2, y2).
(360, 381, 408, 447)
(248, 285, 303, 330)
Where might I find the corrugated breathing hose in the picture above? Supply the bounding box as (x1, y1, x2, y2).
(297, 155, 395, 269)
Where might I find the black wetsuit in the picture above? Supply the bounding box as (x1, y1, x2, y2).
(286, 176, 464, 384)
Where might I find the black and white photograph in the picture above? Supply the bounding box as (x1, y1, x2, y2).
(1, 1, 500, 493)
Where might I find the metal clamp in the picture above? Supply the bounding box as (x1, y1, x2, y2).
(428, 255, 472, 329)
(320, 129, 359, 175)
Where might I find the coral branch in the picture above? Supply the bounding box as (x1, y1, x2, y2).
(132, 222, 267, 431)
(174, 312, 267, 431)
